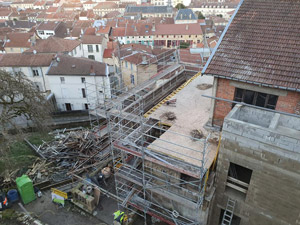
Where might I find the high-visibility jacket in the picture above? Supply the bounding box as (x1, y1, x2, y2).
(113, 210, 125, 223)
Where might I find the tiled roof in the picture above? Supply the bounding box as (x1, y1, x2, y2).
(47, 55, 107, 76)
(103, 49, 113, 58)
(25, 37, 80, 53)
(4, 32, 34, 48)
(154, 23, 202, 35)
(96, 26, 111, 34)
(179, 49, 202, 65)
(175, 9, 197, 21)
(36, 21, 61, 30)
(123, 52, 156, 65)
(126, 6, 173, 14)
(94, 2, 118, 9)
(0, 53, 54, 67)
(81, 35, 104, 44)
(203, 0, 300, 91)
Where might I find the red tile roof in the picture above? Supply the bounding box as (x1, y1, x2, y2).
(0, 53, 54, 67)
(4, 32, 34, 48)
(179, 49, 202, 65)
(81, 35, 104, 44)
(25, 37, 80, 53)
(154, 23, 202, 35)
(47, 55, 107, 76)
(94, 2, 118, 9)
(103, 49, 113, 58)
(203, 0, 300, 91)
(96, 26, 111, 34)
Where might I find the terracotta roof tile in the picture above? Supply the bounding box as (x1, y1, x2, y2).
(25, 37, 80, 53)
(81, 35, 104, 44)
(4, 32, 34, 48)
(203, 0, 300, 91)
(0, 53, 54, 67)
(47, 55, 107, 76)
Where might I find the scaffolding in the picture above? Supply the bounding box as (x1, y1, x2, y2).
(85, 49, 212, 225)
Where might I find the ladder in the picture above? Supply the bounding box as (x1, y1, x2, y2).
(221, 198, 236, 225)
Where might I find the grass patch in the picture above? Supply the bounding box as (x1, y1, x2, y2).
(0, 132, 53, 175)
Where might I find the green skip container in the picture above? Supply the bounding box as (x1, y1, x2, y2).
(16, 175, 36, 204)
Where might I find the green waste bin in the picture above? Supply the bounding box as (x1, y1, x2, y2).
(16, 175, 36, 204)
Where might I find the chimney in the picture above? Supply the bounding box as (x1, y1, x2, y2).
(4, 21, 7, 26)
(90, 65, 95, 75)
(141, 55, 147, 64)
(81, 29, 84, 34)
(67, 28, 70, 34)
(12, 20, 16, 26)
(134, 26, 137, 32)
(151, 22, 155, 32)
(186, 25, 189, 30)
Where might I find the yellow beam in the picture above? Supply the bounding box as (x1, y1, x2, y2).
(144, 71, 202, 118)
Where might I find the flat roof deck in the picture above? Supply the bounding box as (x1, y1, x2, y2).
(146, 75, 218, 170)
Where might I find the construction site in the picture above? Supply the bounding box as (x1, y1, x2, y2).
(82, 46, 219, 225)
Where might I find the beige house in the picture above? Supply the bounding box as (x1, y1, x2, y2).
(121, 52, 157, 88)
(93, 2, 119, 17)
(11, 0, 35, 9)
(113, 44, 174, 89)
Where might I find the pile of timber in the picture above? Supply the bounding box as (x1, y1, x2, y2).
(0, 129, 110, 190)
(34, 129, 110, 173)
(24, 129, 110, 184)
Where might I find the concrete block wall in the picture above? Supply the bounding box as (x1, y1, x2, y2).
(211, 107, 300, 225)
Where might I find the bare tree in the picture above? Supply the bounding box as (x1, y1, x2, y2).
(0, 70, 51, 135)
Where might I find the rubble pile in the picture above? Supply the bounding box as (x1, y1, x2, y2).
(32, 129, 110, 176)
(1, 129, 110, 190)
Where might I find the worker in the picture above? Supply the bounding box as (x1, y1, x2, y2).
(113, 210, 126, 225)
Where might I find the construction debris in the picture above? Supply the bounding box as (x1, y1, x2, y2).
(1, 129, 110, 190)
(162, 112, 176, 121)
(190, 129, 204, 140)
(163, 99, 177, 107)
(196, 83, 213, 90)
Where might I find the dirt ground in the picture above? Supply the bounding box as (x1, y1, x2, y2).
(6, 190, 107, 225)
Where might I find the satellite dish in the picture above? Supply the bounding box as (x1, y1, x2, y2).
(33, 50, 37, 54)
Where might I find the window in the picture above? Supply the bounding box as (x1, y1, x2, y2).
(130, 63, 133, 70)
(60, 77, 65, 84)
(130, 74, 134, 84)
(39, 31, 44, 35)
(74, 48, 77, 55)
(88, 55, 95, 60)
(88, 45, 93, 53)
(84, 103, 89, 110)
(82, 88, 86, 98)
(32, 69, 39, 76)
(96, 45, 99, 52)
(81, 77, 85, 83)
(65, 103, 72, 111)
(234, 88, 278, 109)
(34, 82, 40, 91)
(125, 61, 128, 68)
(226, 162, 252, 198)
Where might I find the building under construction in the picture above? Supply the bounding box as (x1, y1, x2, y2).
(85, 47, 219, 225)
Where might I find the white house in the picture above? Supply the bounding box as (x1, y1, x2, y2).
(81, 35, 107, 62)
(0, 53, 54, 92)
(47, 55, 111, 111)
(83, 0, 96, 10)
(36, 21, 67, 39)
